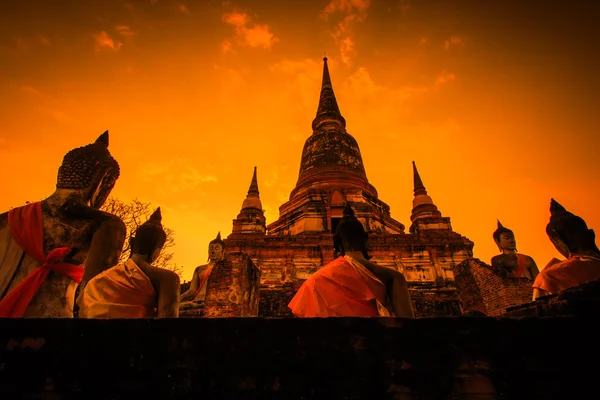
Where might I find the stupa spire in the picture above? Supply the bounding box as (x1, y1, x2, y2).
(247, 166, 259, 196)
(311, 56, 346, 131)
(412, 161, 428, 196)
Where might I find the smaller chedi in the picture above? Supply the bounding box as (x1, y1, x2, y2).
(179, 232, 225, 317)
(78, 207, 181, 318)
(533, 199, 600, 300)
(491, 220, 539, 280)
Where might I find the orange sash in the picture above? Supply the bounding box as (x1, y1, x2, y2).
(192, 265, 214, 298)
(514, 253, 527, 278)
(0, 202, 83, 317)
(288, 256, 389, 318)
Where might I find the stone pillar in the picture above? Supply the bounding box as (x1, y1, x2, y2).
(452, 258, 533, 316)
(203, 252, 261, 317)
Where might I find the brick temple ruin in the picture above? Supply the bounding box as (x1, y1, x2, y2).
(221, 57, 475, 317)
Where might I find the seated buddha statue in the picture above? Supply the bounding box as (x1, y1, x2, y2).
(0, 131, 126, 318)
(490, 220, 539, 280)
(532, 199, 600, 300)
(79, 207, 180, 318)
(179, 232, 225, 316)
(288, 204, 415, 318)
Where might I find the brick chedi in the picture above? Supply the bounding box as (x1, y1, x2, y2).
(224, 57, 474, 317)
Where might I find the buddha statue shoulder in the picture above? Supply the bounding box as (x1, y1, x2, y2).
(0, 131, 126, 318)
(180, 232, 225, 313)
(490, 220, 539, 280)
(533, 199, 600, 300)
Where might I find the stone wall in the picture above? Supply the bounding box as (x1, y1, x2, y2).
(0, 316, 597, 399)
(203, 252, 261, 317)
(453, 258, 534, 316)
(408, 285, 461, 317)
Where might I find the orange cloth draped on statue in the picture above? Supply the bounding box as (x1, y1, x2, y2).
(79, 259, 157, 318)
(192, 265, 214, 298)
(288, 256, 391, 317)
(0, 202, 83, 318)
(513, 253, 527, 278)
(533, 255, 600, 294)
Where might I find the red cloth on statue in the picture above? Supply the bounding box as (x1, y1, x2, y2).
(193, 265, 214, 298)
(0, 202, 84, 318)
(514, 253, 527, 278)
(288, 256, 389, 317)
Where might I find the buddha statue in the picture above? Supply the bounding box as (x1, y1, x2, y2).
(179, 232, 226, 316)
(0, 131, 127, 318)
(533, 199, 600, 300)
(289, 204, 415, 318)
(79, 207, 181, 318)
(490, 220, 539, 280)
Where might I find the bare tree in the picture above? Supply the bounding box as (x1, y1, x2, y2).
(101, 197, 181, 277)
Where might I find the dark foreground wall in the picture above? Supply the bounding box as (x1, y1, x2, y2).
(0, 317, 598, 399)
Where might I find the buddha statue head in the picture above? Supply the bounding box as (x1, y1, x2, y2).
(56, 131, 120, 209)
(207, 232, 226, 262)
(334, 203, 370, 260)
(546, 198, 599, 258)
(493, 220, 517, 253)
(130, 207, 167, 263)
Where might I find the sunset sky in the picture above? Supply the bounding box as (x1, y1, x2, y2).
(1, 0, 598, 281)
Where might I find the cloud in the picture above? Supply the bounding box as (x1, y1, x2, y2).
(419, 37, 428, 46)
(138, 159, 218, 193)
(93, 26, 135, 52)
(115, 25, 134, 36)
(221, 39, 234, 55)
(435, 70, 456, 86)
(179, 3, 190, 14)
(444, 36, 465, 50)
(93, 31, 123, 52)
(221, 11, 278, 52)
(321, 0, 371, 65)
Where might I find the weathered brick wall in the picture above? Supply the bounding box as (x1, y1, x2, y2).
(0, 316, 597, 399)
(453, 258, 533, 316)
(408, 285, 461, 317)
(203, 252, 261, 317)
(258, 282, 297, 317)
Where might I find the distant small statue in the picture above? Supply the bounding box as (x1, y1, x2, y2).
(179, 232, 226, 315)
(491, 220, 539, 280)
(0, 131, 126, 318)
(78, 207, 180, 318)
(289, 204, 415, 318)
(533, 199, 600, 300)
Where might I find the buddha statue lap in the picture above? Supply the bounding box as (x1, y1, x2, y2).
(179, 232, 225, 317)
(0, 131, 127, 318)
(490, 220, 539, 280)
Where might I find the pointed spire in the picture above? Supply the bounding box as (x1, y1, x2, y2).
(247, 166, 259, 196)
(412, 161, 428, 196)
(497, 219, 504, 230)
(96, 130, 109, 147)
(216, 231, 221, 241)
(149, 207, 162, 223)
(311, 56, 347, 131)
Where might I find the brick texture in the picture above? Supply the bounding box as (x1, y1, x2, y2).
(453, 258, 533, 316)
(203, 252, 261, 317)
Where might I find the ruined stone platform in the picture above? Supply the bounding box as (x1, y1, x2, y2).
(0, 316, 597, 399)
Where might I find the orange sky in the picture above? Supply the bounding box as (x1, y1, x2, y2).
(1, 0, 599, 281)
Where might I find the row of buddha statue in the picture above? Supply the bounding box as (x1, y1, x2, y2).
(0, 131, 599, 319)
